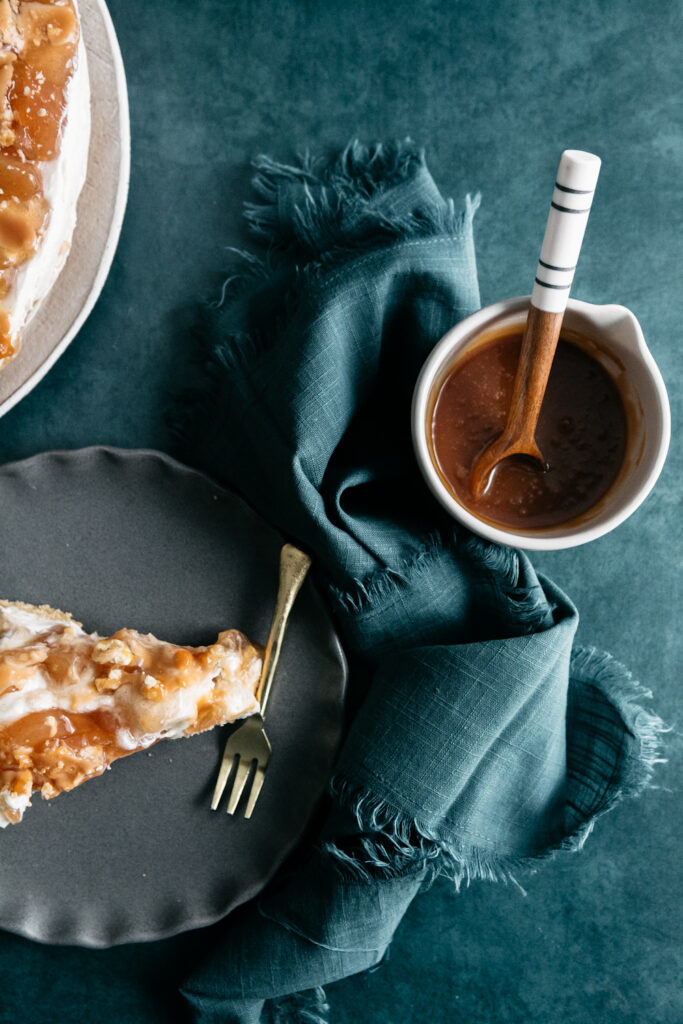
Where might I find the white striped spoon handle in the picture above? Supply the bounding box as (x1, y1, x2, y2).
(530, 149, 601, 314)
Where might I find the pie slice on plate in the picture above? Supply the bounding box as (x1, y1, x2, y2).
(0, 600, 263, 826)
(0, 0, 90, 366)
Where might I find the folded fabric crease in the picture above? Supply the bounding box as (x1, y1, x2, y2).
(176, 139, 666, 1024)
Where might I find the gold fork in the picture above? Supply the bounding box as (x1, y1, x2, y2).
(210, 543, 312, 818)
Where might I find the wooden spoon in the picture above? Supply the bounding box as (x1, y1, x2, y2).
(470, 150, 601, 499)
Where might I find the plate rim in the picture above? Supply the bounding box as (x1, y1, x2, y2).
(0, 445, 348, 947)
(0, 0, 131, 421)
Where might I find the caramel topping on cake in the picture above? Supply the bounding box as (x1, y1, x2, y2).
(0, 0, 80, 359)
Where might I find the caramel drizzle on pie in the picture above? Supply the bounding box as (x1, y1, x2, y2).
(0, 0, 80, 358)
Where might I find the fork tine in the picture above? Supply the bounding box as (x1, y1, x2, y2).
(211, 749, 237, 810)
(226, 756, 254, 815)
(244, 763, 267, 819)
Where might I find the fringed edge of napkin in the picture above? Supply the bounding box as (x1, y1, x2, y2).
(321, 646, 668, 891)
(567, 646, 669, 802)
(169, 138, 480, 427)
(328, 531, 551, 630)
(217, 139, 480, 307)
(243, 138, 479, 266)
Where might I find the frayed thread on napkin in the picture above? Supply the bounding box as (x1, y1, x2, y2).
(268, 987, 329, 1024)
(566, 646, 670, 805)
(322, 647, 668, 892)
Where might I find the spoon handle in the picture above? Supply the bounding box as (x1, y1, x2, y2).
(501, 151, 603, 449)
(531, 149, 601, 314)
(504, 305, 563, 452)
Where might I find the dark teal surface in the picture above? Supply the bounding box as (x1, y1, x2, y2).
(0, 1, 680, 1022)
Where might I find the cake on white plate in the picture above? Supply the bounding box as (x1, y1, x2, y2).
(0, 0, 90, 367)
(0, 600, 263, 826)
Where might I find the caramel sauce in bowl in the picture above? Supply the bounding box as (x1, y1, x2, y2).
(411, 297, 671, 550)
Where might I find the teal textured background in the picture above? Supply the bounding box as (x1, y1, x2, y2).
(0, 1, 680, 1022)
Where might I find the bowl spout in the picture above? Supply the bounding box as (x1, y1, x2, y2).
(578, 302, 651, 360)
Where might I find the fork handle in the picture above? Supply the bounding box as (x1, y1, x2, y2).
(256, 544, 312, 716)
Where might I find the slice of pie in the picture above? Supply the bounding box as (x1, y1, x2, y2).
(0, 0, 90, 366)
(0, 600, 263, 826)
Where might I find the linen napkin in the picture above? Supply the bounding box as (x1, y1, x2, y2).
(175, 141, 665, 1024)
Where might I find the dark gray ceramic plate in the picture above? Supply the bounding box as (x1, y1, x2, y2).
(0, 447, 346, 947)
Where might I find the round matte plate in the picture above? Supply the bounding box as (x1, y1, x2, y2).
(0, 447, 347, 947)
(0, 0, 130, 419)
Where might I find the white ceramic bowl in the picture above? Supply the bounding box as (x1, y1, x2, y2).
(411, 296, 671, 551)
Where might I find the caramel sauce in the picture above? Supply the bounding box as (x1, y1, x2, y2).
(0, 0, 79, 358)
(431, 331, 628, 531)
(0, 708, 124, 797)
